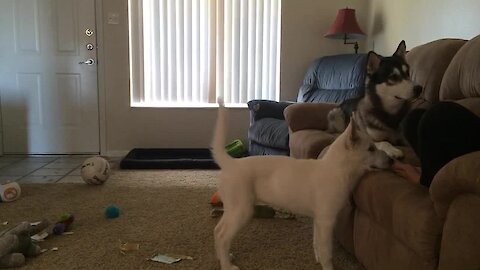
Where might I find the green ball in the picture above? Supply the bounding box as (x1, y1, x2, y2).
(105, 204, 120, 219)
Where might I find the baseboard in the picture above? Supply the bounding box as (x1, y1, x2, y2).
(103, 150, 130, 158)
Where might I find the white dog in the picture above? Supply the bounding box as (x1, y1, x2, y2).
(212, 98, 392, 270)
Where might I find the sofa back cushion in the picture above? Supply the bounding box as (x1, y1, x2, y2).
(440, 35, 480, 101)
(297, 54, 367, 103)
(406, 39, 467, 103)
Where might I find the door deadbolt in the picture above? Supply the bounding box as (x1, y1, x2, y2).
(85, 28, 94, 37)
(86, 43, 94, 50)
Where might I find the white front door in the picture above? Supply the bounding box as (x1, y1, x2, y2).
(0, 0, 99, 154)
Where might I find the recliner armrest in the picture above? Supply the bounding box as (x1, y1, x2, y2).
(247, 100, 294, 125)
(430, 151, 480, 219)
(284, 102, 337, 132)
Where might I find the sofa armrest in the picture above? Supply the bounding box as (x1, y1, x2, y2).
(429, 151, 480, 218)
(354, 171, 443, 263)
(247, 100, 294, 125)
(284, 102, 337, 132)
(436, 194, 480, 270)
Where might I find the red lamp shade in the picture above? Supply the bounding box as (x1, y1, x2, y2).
(324, 8, 365, 39)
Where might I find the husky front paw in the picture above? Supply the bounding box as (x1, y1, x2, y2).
(375, 141, 404, 159)
(327, 108, 347, 133)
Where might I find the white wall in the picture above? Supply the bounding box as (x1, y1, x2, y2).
(280, 0, 369, 101)
(100, 0, 369, 156)
(365, 0, 480, 54)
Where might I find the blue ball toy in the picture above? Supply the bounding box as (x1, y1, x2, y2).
(105, 204, 120, 219)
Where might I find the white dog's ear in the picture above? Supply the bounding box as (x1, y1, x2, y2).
(346, 116, 359, 148)
(367, 51, 381, 75)
(351, 111, 366, 133)
(351, 112, 359, 129)
(394, 40, 407, 59)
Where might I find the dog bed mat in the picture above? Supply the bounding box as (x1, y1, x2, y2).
(120, 148, 219, 169)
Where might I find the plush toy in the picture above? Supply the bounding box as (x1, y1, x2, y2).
(0, 219, 49, 268)
(52, 213, 74, 235)
(0, 182, 21, 202)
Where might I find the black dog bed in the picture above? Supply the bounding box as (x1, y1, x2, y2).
(120, 148, 219, 169)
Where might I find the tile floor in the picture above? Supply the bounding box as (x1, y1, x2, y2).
(0, 155, 100, 184)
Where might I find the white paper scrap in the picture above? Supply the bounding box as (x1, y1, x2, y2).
(30, 221, 42, 226)
(31, 232, 49, 242)
(149, 254, 181, 264)
(165, 254, 193, 260)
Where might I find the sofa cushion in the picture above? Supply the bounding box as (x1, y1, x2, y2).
(440, 35, 480, 100)
(455, 97, 480, 118)
(248, 141, 289, 156)
(406, 39, 466, 103)
(354, 171, 443, 259)
(248, 118, 289, 150)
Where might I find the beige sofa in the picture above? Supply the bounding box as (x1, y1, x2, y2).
(284, 35, 480, 270)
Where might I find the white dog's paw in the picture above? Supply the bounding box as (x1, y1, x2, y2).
(220, 263, 239, 270)
(314, 251, 319, 263)
(375, 141, 404, 159)
(224, 254, 239, 270)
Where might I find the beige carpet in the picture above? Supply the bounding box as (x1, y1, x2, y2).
(0, 169, 363, 270)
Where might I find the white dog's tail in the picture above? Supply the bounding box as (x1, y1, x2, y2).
(212, 97, 233, 168)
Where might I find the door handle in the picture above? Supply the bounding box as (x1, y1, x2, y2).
(79, 58, 95, 65)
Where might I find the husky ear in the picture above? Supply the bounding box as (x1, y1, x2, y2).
(394, 40, 407, 59)
(367, 51, 381, 75)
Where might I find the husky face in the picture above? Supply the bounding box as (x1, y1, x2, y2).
(366, 41, 422, 114)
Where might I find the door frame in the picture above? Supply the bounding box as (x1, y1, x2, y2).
(95, 0, 107, 156)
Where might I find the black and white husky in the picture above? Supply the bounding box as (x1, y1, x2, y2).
(327, 41, 422, 158)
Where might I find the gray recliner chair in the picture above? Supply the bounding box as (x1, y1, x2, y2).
(247, 53, 368, 156)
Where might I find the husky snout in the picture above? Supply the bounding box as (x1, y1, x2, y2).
(413, 85, 423, 97)
(399, 81, 422, 100)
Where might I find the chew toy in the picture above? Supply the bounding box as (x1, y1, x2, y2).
(0, 182, 21, 202)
